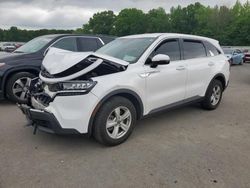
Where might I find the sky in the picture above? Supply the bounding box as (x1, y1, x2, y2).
(0, 0, 247, 30)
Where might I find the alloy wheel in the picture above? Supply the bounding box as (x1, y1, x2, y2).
(210, 85, 221, 106)
(12, 77, 31, 101)
(106, 106, 132, 139)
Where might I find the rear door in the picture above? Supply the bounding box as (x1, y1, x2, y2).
(181, 39, 211, 98)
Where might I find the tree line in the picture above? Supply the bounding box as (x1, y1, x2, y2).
(0, 27, 73, 42)
(77, 1, 250, 46)
(0, 1, 250, 45)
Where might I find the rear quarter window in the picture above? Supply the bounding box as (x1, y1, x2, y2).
(204, 41, 221, 57)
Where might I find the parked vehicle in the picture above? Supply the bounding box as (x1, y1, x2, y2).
(19, 33, 230, 146)
(1, 43, 16, 52)
(243, 49, 250, 63)
(0, 34, 115, 103)
(223, 48, 245, 65)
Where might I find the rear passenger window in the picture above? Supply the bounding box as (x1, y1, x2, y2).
(78, 38, 98, 52)
(154, 40, 181, 61)
(183, 40, 206, 59)
(205, 42, 221, 56)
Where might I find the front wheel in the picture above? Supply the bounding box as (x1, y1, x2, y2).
(93, 96, 137, 146)
(6, 72, 35, 104)
(201, 80, 223, 110)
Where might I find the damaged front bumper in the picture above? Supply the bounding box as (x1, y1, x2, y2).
(18, 104, 80, 134)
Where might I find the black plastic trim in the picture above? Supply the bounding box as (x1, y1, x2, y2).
(19, 104, 80, 135)
(210, 73, 227, 91)
(147, 96, 204, 115)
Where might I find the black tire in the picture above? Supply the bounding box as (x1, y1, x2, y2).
(93, 96, 137, 146)
(6, 72, 36, 104)
(201, 79, 223, 110)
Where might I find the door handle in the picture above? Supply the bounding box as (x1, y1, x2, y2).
(176, 66, 186, 71)
(208, 62, 215, 66)
(139, 70, 160, 78)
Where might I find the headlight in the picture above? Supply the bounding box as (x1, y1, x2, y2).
(62, 81, 95, 90)
(48, 80, 97, 92)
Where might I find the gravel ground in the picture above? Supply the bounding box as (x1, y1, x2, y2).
(0, 64, 250, 188)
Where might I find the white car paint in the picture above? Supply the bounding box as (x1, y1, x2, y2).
(33, 33, 229, 134)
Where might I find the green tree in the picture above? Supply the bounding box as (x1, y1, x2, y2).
(113, 8, 147, 36)
(146, 8, 171, 33)
(82, 11, 116, 35)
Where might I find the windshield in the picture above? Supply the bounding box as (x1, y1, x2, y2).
(14, 36, 55, 53)
(96, 37, 156, 63)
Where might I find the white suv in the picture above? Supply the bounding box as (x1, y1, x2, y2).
(19, 33, 230, 146)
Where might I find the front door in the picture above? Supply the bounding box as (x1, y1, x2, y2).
(145, 39, 187, 113)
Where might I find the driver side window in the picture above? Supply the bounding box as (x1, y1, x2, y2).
(153, 40, 181, 61)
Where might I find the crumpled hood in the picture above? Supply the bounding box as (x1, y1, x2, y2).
(40, 47, 129, 83)
(42, 47, 129, 75)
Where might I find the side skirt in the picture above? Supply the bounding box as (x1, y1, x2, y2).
(145, 96, 204, 117)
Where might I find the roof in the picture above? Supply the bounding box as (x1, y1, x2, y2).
(36, 34, 116, 44)
(121, 33, 219, 44)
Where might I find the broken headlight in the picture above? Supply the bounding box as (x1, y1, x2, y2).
(48, 80, 97, 92)
(62, 81, 96, 90)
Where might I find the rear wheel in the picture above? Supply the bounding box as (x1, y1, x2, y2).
(201, 80, 223, 110)
(93, 96, 137, 146)
(6, 72, 35, 104)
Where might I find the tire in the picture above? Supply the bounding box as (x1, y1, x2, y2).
(93, 96, 137, 146)
(6, 72, 36, 104)
(201, 79, 223, 110)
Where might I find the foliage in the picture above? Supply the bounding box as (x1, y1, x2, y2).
(112, 8, 147, 36)
(1, 1, 250, 45)
(78, 11, 116, 35)
(0, 27, 73, 42)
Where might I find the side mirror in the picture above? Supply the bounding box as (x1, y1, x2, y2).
(151, 54, 170, 68)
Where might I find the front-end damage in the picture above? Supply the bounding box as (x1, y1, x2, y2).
(18, 48, 129, 134)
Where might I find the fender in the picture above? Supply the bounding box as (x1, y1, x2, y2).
(1, 66, 40, 95)
(206, 73, 226, 93)
(87, 89, 144, 136)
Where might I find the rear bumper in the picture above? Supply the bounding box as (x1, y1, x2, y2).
(18, 104, 80, 134)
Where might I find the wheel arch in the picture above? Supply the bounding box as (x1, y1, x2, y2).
(87, 89, 144, 136)
(210, 73, 226, 91)
(2, 67, 40, 97)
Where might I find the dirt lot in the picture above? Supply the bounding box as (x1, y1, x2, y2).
(0, 64, 250, 188)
